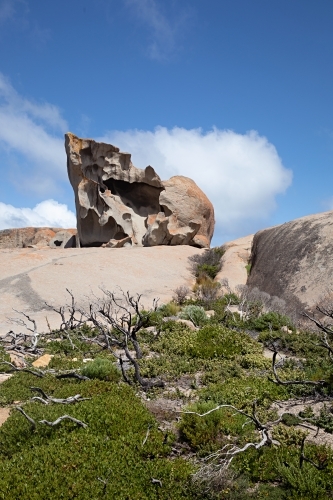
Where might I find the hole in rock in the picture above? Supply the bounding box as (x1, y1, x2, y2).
(103, 179, 163, 217)
(53, 240, 62, 247)
(80, 209, 118, 246)
(114, 232, 129, 240)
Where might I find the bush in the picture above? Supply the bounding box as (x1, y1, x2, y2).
(0, 380, 199, 499)
(187, 325, 263, 360)
(272, 423, 306, 446)
(199, 375, 291, 411)
(223, 293, 240, 305)
(193, 277, 221, 303)
(189, 247, 225, 280)
(179, 401, 253, 454)
(81, 358, 121, 381)
(157, 302, 180, 317)
(179, 305, 207, 327)
(173, 286, 190, 305)
(247, 311, 294, 332)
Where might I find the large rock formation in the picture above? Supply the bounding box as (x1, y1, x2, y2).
(65, 133, 214, 248)
(247, 211, 333, 311)
(0, 227, 76, 249)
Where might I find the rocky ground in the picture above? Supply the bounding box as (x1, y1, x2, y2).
(0, 245, 204, 335)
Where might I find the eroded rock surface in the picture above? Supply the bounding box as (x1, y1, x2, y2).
(65, 133, 214, 248)
(0, 227, 76, 249)
(247, 211, 333, 311)
(216, 234, 254, 291)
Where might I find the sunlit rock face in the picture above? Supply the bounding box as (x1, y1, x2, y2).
(65, 133, 215, 248)
(247, 210, 333, 311)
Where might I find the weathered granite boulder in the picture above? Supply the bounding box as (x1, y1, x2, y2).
(65, 133, 214, 248)
(247, 211, 333, 311)
(0, 227, 76, 249)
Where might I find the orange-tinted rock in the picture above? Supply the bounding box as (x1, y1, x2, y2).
(65, 133, 215, 248)
(160, 176, 214, 248)
(0, 227, 77, 249)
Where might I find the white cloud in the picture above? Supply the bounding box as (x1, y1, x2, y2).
(124, 0, 191, 60)
(101, 126, 292, 240)
(0, 200, 76, 229)
(0, 73, 67, 194)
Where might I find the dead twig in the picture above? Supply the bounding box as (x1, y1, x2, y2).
(30, 387, 91, 404)
(0, 361, 44, 378)
(56, 372, 90, 381)
(182, 401, 282, 481)
(267, 346, 326, 387)
(16, 406, 87, 428)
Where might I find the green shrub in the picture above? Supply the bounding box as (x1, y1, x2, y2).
(234, 443, 333, 495)
(196, 263, 220, 280)
(157, 301, 181, 317)
(245, 263, 252, 276)
(0, 381, 199, 500)
(239, 353, 271, 370)
(223, 293, 240, 305)
(199, 376, 291, 411)
(247, 312, 294, 332)
(275, 448, 333, 499)
(272, 423, 306, 446)
(179, 401, 253, 454)
(189, 247, 225, 280)
(187, 325, 262, 360)
(81, 357, 121, 381)
(179, 305, 207, 327)
(309, 406, 333, 433)
(281, 413, 301, 426)
(0, 345, 10, 363)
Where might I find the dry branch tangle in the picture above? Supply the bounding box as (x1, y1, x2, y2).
(66, 133, 214, 248)
(16, 407, 88, 429)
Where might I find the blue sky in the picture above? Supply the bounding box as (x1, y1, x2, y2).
(0, 0, 332, 245)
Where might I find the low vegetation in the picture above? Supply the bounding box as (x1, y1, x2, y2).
(1, 248, 333, 499)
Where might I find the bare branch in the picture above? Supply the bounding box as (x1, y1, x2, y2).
(16, 406, 36, 429)
(183, 401, 280, 480)
(16, 407, 87, 428)
(299, 436, 328, 470)
(78, 289, 163, 389)
(0, 361, 44, 378)
(30, 387, 91, 404)
(268, 347, 326, 387)
(151, 478, 163, 487)
(44, 289, 85, 331)
(142, 424, 151, 447)
(39, 415, 87, 428)
(56, 372, 90, 381)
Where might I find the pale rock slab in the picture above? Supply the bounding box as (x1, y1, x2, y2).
(217, 234, 254, 291)
(0, 246, 203, 336)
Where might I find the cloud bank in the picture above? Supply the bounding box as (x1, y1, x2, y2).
(101, 127, 292, 241)
(0, 73, 67, 194)
(0, 74, 292, 240)
(0, 200, 76, 229)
